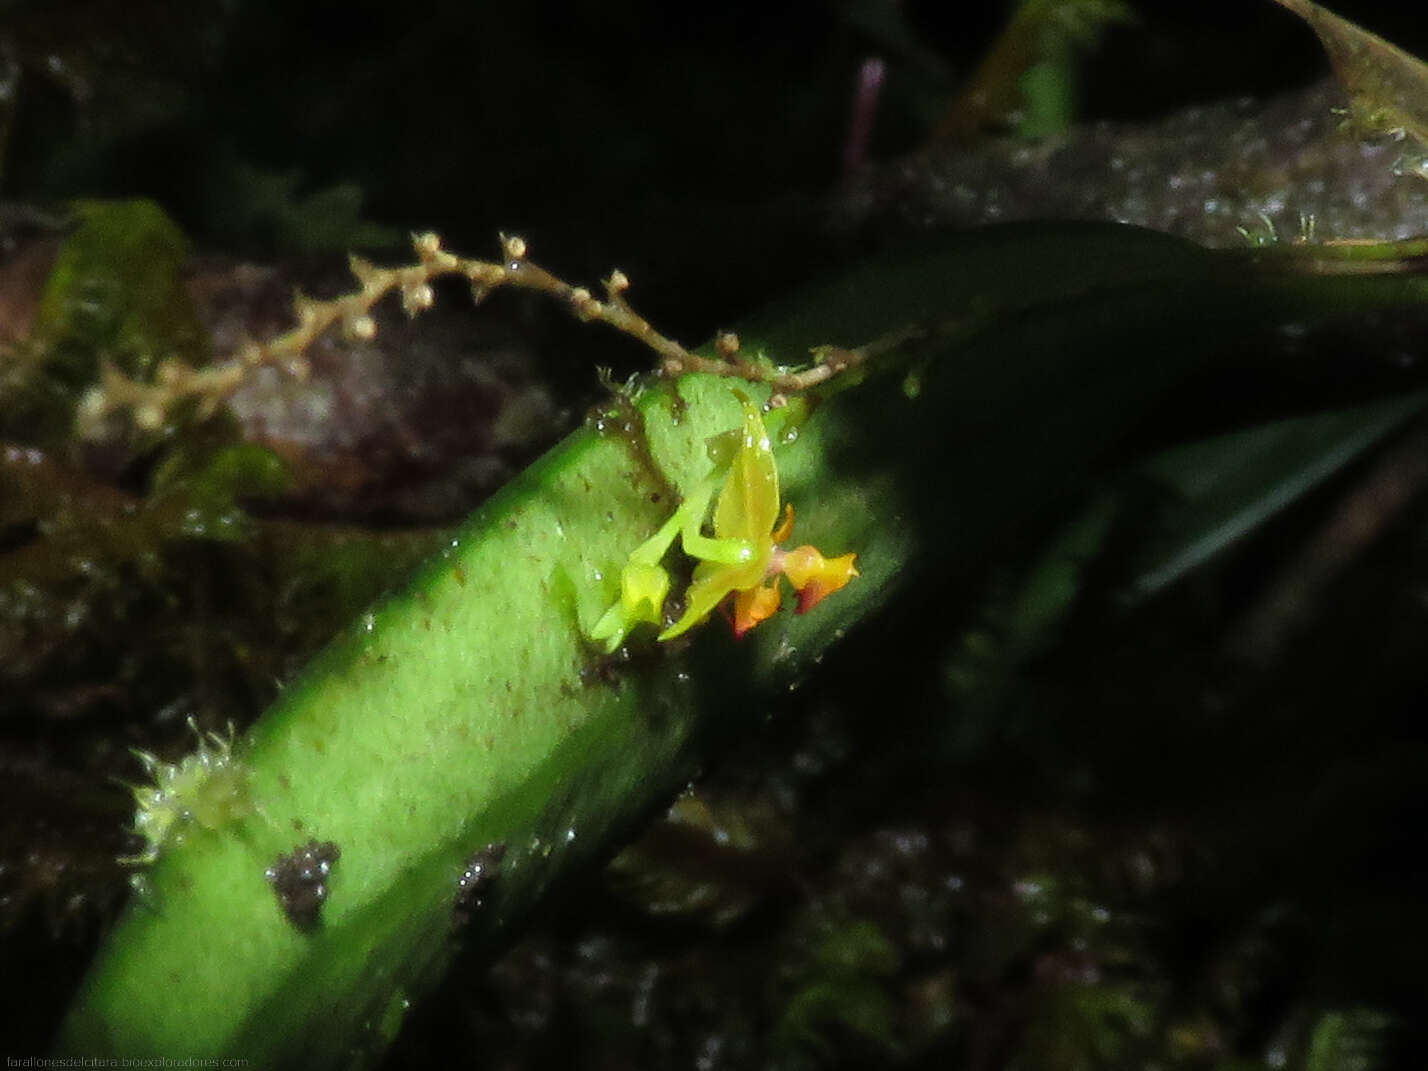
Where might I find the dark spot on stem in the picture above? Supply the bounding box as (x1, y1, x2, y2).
(579, 644, 633, 689)
(266, 839, 340, 931)
(667, 378, 689, 423)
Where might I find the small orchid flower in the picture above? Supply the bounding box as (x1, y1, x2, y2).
(591, 391, 857, 651)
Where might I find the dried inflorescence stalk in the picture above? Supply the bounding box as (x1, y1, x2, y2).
(74, 232, 896, 438)
(666, 324, 929, 406)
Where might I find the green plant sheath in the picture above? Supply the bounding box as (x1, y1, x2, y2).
(57, 223, 1428, 1065)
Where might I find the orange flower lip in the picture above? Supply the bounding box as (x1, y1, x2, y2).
(769, 541, 860, 617)
(731, 581, 782, 638)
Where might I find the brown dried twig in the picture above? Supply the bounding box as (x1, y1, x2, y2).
(75, 232, 903, 438)
(662, 324, 929, 405)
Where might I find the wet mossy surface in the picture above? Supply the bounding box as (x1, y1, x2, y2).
(3, 2, 1428, 1066)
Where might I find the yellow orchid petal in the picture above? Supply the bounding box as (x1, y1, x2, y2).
(780, 545, 860, 614)
(620, 560, 670, 625)
(659, 557, 764, 641)
(711, 394, 780, 543)
(771, 502, 795, 544)
(590, 557, 673, 651)
(589, 599, 629, 650)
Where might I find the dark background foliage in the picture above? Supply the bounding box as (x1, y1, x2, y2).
(7, 0, 1417, 331)
(3, 1, 1428, 1066)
